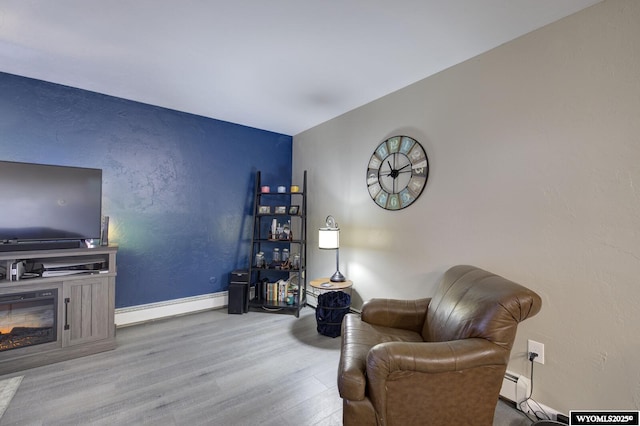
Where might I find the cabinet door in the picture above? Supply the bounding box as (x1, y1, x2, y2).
(62, 278, 110, 346)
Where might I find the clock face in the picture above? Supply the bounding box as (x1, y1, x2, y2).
(366, 136, 429, 210)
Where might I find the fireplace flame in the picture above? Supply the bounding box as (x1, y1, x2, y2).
(1, 295, 56, 351)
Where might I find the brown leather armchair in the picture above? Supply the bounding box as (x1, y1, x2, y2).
(337, 265, 542, 426)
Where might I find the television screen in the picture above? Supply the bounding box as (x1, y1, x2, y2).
(0, 161, 103, 243)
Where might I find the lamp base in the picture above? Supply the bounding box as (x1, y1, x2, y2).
(330, 270, 346, 282)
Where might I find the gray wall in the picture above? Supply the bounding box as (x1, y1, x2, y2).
(295, 0, 639, 414)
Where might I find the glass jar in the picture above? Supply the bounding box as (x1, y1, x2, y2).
(282, 248, 289, 262)
(292, 253, 300, 269)
(255, 252, 264, 268)
(272, 248, 280, 263)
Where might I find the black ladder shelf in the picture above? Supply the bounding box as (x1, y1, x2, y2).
(248, 170, 307, 317)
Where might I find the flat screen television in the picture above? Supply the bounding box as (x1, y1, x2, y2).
(0, 160, 103, 251)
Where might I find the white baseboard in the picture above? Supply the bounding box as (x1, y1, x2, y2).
(306, 289, 318, 308)
(115, 291, 228, 327)
(500, 370, 565, 421)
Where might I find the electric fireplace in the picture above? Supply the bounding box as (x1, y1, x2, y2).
(0, 289, 58, 352)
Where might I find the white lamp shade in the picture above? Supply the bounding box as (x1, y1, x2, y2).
(318, 228, 339, 249)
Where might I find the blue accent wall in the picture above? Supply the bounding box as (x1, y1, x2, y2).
(0, 71, 292, 308)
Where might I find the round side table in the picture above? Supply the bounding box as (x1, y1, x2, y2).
(310, 278, 353, 337)
(310, 278, 353, 292)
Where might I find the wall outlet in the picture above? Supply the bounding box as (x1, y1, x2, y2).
(528, 339, 545, 364)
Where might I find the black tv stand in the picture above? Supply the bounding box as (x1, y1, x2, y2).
(0, 240, 83, 252)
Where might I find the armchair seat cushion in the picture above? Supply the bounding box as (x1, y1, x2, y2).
(339, 314, 424, 400)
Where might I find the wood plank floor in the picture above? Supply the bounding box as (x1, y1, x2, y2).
(0, 307, 532, 425)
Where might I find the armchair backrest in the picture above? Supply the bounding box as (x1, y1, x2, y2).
(421, 265, 542, 351)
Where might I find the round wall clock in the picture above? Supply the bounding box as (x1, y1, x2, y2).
(366, 135, 429, 210)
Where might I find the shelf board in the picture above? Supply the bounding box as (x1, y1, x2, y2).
(253, 239, 304, 243)
(257, 192, 304, 196)
(249, 295, 306, 310)
(256, 214, 302, 217)
(252, 300, 295, 309)
(252, 261, 304, 269)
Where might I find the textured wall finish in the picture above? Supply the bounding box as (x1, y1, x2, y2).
(0, 72, 292, 308)
(294, 0, 639, 414)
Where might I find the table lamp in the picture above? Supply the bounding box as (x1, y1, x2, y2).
(318, 215, 345, 282)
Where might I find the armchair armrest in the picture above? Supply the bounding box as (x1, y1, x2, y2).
(361, 298, 431, 333)
(367, 338, 508, 377)
(365, 338, 509, 419)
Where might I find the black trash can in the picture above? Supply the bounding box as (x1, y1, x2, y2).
(316, 291, 351, 337)
(228, 282, 247, 314)
(228, 269, 249, 314)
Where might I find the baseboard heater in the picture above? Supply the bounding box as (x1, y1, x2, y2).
(500, 370, 531, 407)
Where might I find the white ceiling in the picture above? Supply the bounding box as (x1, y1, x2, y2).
(0, 0, 601, 136)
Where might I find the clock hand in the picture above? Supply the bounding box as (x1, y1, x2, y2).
(397, 164, 410, 172)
